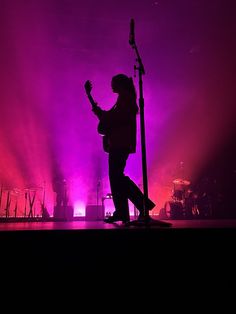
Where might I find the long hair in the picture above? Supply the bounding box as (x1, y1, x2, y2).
(112, 74, 138, 113)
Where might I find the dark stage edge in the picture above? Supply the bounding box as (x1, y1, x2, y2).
(1, 219, 236, 263)
(1, 218, 236, 303)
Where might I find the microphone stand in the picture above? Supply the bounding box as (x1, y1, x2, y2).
(128, 39, 171, 227)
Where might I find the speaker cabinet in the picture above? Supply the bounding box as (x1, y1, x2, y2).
(85, 205, 104, 221)
(53, 206, 74, 221)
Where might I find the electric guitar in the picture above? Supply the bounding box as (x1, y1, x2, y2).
(84, 80, 109, 151)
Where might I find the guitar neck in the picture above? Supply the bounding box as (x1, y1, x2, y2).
(87, 92, 97, 109)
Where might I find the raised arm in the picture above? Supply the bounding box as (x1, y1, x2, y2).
(84, 80, 97, 109)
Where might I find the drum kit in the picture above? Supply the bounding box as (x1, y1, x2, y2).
(0, 185, 44, 218)
(164, 178, 200, 219)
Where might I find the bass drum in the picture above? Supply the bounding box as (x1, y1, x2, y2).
(164, 201, 184, 219)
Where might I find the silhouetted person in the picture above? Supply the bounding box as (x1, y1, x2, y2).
(52, 176, 68, 219)
(85, 74, 155, 223)
(53, 177, 67, 207)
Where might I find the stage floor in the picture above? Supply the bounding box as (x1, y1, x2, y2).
(1, 218, 236, 231)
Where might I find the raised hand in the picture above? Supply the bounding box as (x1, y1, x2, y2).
(84, 80, 92, 95)
(84, 80, 98, 109)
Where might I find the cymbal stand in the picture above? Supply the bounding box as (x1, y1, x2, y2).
(5, 191, 11, 218)
(0, 185, 3, 215)
(14, 199, 18, 218)
(97, 180, 101, 209)
(28, 191, 36, 218)
(24, 191, 28, 217)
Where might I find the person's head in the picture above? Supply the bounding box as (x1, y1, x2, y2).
(111, 74, 136, 98)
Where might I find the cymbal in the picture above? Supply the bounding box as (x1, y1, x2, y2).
(24, 186, 43, 191)
(173, 178, 191, 186)
(10, 188, 25, 196)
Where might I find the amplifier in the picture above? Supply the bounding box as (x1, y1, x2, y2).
(85, 205, 104, 221)
(53, 205, 74, 221)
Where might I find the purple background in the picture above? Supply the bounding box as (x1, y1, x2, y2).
(0, 0, 235, 216)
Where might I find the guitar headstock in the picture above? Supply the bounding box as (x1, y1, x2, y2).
(84, 80, 92, 95)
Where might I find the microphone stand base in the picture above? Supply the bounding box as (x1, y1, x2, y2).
(125, 215, 172, 227)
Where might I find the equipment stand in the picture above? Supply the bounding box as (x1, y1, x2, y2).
(127, 20, 171, 227)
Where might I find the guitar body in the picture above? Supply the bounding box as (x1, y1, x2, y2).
(102, 135, 109, 153)
(96, 121, 108, 152)
(97, 120, 106, 135)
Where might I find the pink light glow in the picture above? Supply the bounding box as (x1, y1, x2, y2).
(0, 0, 235, 217)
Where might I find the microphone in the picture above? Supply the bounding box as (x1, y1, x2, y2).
(129, 18, 135, 45)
